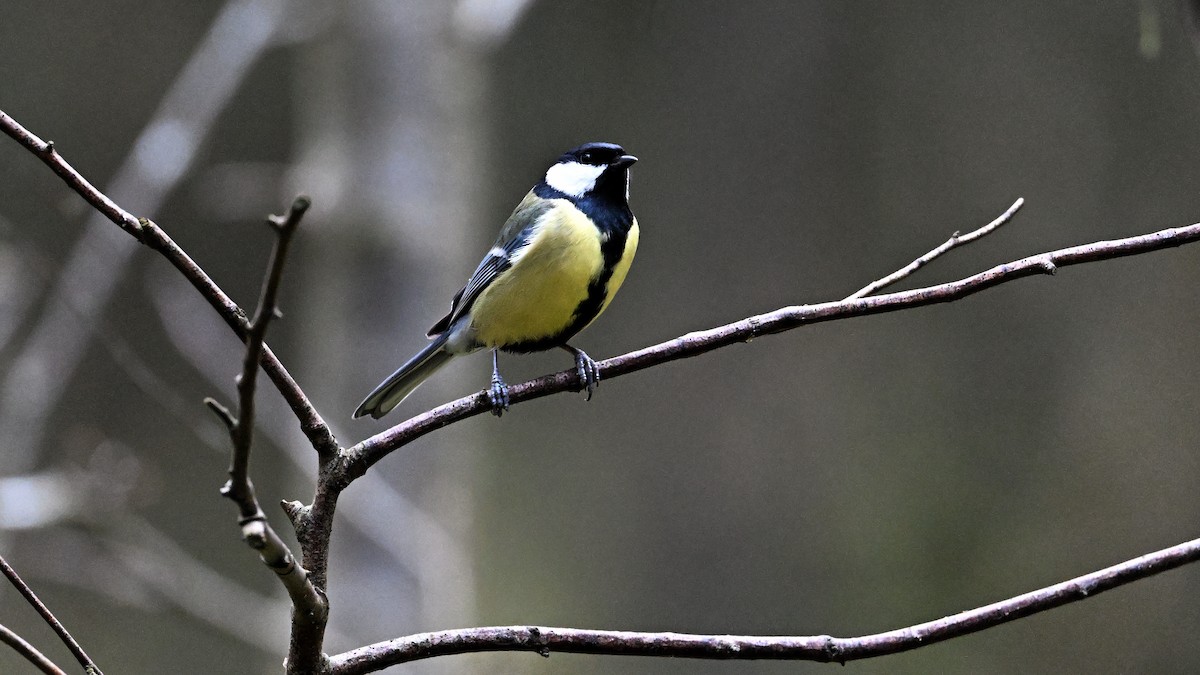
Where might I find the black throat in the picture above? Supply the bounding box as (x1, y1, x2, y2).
(533, 167, 634, 239)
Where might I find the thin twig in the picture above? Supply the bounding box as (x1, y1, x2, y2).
(327, 535, 1200, 672)
(845, 197, 1025, 300)
(0, 109, 339, 459)
(0, 553, 103, 675)
(0, 622, 68, 675)
(146, 274, 474, 620)
(340, 218, 1200, 481)
(206, 197, 329, 672)
(226, 195, 310, 511)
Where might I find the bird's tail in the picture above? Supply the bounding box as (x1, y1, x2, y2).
(354, 334, 455, 419)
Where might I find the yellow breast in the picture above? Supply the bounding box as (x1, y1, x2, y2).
(469, 203, 604, 348)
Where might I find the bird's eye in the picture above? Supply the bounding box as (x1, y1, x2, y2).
(580, 151, 594, 163)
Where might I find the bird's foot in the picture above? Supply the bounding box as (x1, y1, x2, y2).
(488, 373, 510, 417)
(571, 347, 600, 401)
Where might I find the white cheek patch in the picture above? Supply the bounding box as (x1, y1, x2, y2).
(544, 161, 605, 198)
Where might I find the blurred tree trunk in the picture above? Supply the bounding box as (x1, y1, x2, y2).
(289, 2, 499, 669)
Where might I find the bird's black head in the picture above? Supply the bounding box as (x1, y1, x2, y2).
(540, 141, 638, 204)
(561, 142, 635, 168)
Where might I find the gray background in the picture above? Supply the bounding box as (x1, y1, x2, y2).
(2, 1, 1200, 673)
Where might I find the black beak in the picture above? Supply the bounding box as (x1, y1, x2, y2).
(613, 154, 638, 168)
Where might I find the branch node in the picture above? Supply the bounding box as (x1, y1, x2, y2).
(267, 194, 311, 232)
(528, 626, 550, 657)
(291, 193, 312, 213)
(43, 139, 54, 154)
(822, 635, 844, 664)
(133, 217, 158, 246)
(746, 316, 761, 341)
(1039, 258, 1058, 275)
(204, 397, 237, 431)
(282, 500, 311, 531)
(281, 499, 304, 521)
(268, 553, 297, 576)
(241, 517, 268, 549)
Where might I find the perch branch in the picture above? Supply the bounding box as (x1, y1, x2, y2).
(845, 197, 1024, 299)
(340, 216, 1200, 481)
(206, 197, 329, 673)
(0, 622, 67, 675)
(0, 553, 103, 674)
(327, 535, 1200, 671)
(0, 109, 338, 458)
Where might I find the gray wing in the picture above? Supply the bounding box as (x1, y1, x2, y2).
(427, 192, 554, 336)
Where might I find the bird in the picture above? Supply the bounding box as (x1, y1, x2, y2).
(354, 141, 640, 420)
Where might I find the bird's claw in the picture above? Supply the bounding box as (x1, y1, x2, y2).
(574, 349, 600, 401)
(488, 374, 510, 417)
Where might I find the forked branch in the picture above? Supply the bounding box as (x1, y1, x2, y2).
(0, 553, 102, 674)
(6, 105, 1200, 673)
(205, 196, 329, 672)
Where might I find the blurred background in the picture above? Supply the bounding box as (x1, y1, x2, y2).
(2, 1, 1200, 673)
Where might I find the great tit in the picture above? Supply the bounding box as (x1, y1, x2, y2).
(354, 142, 640, 419)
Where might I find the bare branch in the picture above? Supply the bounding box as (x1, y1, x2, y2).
(0, 108, 339, 458)
(845, 197, 1025, 300)
(226, 195, 310, 509)
(340, 218, 1200, 481)
(327, 536, 1200, 672)
(0, 553, 103, 674)
(149, 275, 475, 620)
(0, 622, 68, 675)
(0, 111, 139, 235)
(206, 196, 329, 672)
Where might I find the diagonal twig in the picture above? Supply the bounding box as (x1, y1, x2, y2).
(144, 272, 476, 624)
(0, 622, 68, 675)
(0, 553, 103, 675)
(327, 535, 1200, 672)
(226, 195, 310, 509)
(205, 197, 328, 669)
(0, 108, 339, 458)
(846, 197, 1025, 300)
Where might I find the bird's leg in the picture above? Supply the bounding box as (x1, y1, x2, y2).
(561, 344, 600, 400)
(488, 349, 510, 416)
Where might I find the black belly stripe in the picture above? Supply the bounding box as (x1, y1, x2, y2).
(501, 227, 628, 354)
(502, 182, 634, 353)
(570, 228, 629, 328)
